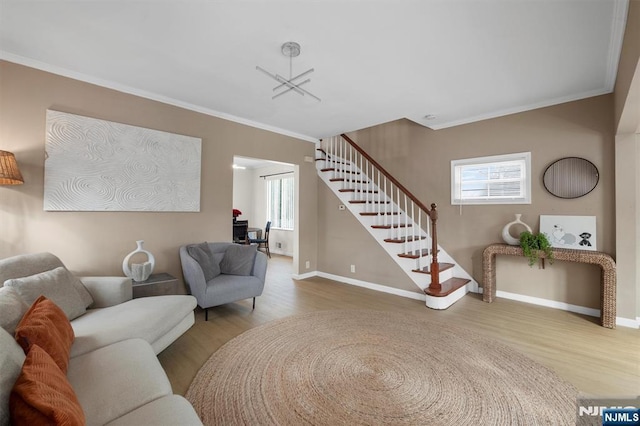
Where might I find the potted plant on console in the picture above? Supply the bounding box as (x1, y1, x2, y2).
(520, 231, 554, 267)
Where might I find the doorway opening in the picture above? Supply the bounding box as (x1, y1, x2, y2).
(232, 155, 298, 269)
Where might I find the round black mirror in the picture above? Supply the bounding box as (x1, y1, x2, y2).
(543, 157, 599, 199)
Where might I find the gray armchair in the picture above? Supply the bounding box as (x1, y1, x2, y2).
(179, 242, 267, 320)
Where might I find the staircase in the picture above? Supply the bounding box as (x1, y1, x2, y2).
(316, 134, 477, 309)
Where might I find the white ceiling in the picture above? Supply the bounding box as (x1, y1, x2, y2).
(0, 0, 629, 142)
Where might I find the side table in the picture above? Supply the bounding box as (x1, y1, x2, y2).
(132, 273, 178, 298)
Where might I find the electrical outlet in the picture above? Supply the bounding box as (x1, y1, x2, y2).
(350, 264, 356, 273)
(276, 242, 282, 248)
(339, 204, 346, 211)
(305, 260, 310, 269)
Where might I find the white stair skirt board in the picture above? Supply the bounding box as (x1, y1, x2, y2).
(316, 158, 478, 310)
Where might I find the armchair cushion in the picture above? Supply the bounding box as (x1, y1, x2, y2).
(220, 245, 257, 276)
(187, 242, 220, 281)
(5, 267, 87, 321)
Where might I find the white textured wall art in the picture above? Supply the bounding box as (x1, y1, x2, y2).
(44, 110, 202, 212)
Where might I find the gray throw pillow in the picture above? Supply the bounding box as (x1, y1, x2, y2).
(187, 242, 220, 281)
(220, 244, 257, 276)
(4, 266, 87, 320)
(0, 286, 29, 335)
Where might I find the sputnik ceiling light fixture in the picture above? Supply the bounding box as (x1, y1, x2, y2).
(256, 42, 321, 102)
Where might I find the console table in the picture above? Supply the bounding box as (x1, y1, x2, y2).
(482, 243, 616, 328)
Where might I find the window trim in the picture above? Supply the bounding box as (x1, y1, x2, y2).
(451, 152, 531, 205)
(266, 175, 295, 230)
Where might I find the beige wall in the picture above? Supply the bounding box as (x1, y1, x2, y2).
(0, 60, 318, 290)
(317, 95, 617, 313)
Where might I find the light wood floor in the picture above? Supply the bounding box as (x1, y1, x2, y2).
(159, 255, 639, 398)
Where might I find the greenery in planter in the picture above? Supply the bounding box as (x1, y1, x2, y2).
(519, 231, 554, 266)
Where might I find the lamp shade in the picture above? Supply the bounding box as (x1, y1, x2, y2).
(0, 150, 24, 185)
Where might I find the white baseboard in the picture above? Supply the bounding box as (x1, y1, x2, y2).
(496, 290, 600, 317)
(302, 271, 426, 301)
(493, 290, 639, 329)
(292, 271, 317, 280)
(616, 316, 640, 329)
(270, 249, 293, 257)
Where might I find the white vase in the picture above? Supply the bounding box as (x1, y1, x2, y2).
(122, 240, 155, 282)
(501, 214, 532, 245)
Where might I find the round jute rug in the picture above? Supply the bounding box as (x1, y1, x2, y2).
(186, 310, 577, 425)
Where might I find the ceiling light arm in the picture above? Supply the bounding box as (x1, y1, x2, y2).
(272, 68, 315, 92)
(272, 79, 311, 100)
(256, 66, 305, 96)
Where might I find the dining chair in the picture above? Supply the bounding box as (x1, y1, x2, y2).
(249, 221, 271, 258)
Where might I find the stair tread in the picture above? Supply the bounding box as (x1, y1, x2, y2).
(330, 178, 370, 183)
(360, 212, 400, 216)
(349, 200, 391, 204)
(398, 248, 433, 258)
(384, 236, 427, 243)
(339, 189, 379, 193)
(371, 224, 412, 229)
(321, 168, 359, 174)
(318, 159, 350, 165)
(425, 278, 470, 297)
(412, 263, 455, 274)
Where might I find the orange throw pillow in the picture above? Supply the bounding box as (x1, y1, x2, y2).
(14, 296, 75, 374)
(10, 344, 85, 426)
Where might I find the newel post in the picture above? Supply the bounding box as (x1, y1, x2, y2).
(428, 203, 441, 291)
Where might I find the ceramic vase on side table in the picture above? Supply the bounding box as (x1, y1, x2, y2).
(122, 240, 155, 282)
(501, 214, 532, 246)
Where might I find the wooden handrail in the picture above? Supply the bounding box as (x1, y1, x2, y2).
(339, 134, 441, 292)
(341, 134, 432, 215)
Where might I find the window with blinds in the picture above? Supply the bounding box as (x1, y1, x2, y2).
(266, 175, 294, 229)
(451, 152, 531, 205)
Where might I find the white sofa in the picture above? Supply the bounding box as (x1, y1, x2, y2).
(0, 252, 202, 425)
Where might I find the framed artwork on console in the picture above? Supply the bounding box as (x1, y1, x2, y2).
(539, 215, 596, 251)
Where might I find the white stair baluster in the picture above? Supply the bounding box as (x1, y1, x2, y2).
(417, 209, 422, 271)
